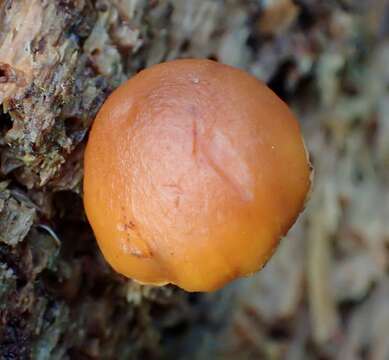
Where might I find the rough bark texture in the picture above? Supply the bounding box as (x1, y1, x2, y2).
(0, 0, 388, 359)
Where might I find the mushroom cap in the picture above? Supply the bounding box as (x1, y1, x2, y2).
(83, 59, 311, 292)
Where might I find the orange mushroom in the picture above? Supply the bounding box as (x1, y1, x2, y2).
(83, 59, 312, 292)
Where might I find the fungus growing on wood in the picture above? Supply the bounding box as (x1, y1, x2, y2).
(83, 59, 312, 292)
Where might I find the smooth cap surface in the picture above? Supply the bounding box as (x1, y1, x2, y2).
(84, 59, 312, 292)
